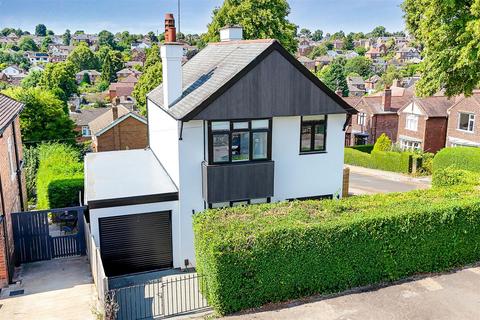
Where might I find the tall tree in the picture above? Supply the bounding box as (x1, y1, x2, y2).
(317, 60, 349, 97)
(147, 31, 158, 43)
(132, 62, 162, 115)
(39, 61, 78, 101)
(67, 43, 99, 71)
(1, 87, 76, 144)
(203, 0, 298, 53)
(312, 30, 323, 41)
(344, 56, 373, 78)
(308, 45, 327, 59)
(18, 36, 39, 51)
(35, 24, 47, 37)
(98, 30, 116, 47)
(21, 70, 43, 88)
(342, 33, 355, 50)
(101, 50, 123, 83)
(403, 0, 480, 97)
(370, 26, 387, 38)
(144, 44, 161, 69)
(41, 36, 53, 52)
(63, 29, 71, 45)
(299, 28, 312, 38)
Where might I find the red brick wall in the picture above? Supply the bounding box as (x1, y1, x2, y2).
(371, 114, 399, 144)
(93, 116, 147, 152)
(0, 117, 26, 286)
(446, 101, 480, 146)
(424, 118, 448, 153)
(397, 112, 426, 144)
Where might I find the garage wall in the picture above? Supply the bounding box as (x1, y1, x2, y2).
(89, 200, 182, 268)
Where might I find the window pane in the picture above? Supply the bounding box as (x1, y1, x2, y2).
(459, 113, 470, 131)
(253, 132, 268, 159)
(232, 132, 250, 162)
(301, 125, 312, 152)
(213, 134, 229, 163)
(212, 121, 230, 131)
(314, 123, 326, 151)
(252, 119, 269, 129)
(303, 115, 325, 121)
(233, 122, 249, 130)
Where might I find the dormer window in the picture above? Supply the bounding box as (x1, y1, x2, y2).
(458, 113, 475, 132)
(208, 119, 271, 164)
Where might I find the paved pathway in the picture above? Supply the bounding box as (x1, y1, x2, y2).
(0, 256, 96, 320)
(347, 165, 431, 195)
(226, 266, 480, 320)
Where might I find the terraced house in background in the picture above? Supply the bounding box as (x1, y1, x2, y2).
(84, 16, 356, 278)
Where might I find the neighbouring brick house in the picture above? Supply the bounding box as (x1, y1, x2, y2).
(116, 68, 142, 81)
(446, 93, 480, 147)
(69, 107, 110, 143)
(297, 56, 315, 71)
(0, 94, 26, 287)
(88, 102, 147, 152)
(346, 88, 412, 146)
(397, 96, 455, 153)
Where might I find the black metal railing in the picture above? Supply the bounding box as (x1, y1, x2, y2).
(111, 273, 209, 320)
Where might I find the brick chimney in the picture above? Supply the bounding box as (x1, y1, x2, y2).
(112, 96, 120, 120)
(383, 86, 392, 111)
(161, 13, 183, 108)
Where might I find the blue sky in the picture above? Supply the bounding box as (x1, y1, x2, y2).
(0, 0, 405, 35)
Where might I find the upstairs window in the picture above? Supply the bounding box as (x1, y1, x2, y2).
(300, 115, 327, 154)
(406, 114, 418, 131)
(209, 119, 271, 164)
(357, 113, 366, 126)
(81, 126, 91, 137)
(458, 113, 475, 132)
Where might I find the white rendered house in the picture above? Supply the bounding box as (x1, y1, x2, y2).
(84, 16, 356, 278)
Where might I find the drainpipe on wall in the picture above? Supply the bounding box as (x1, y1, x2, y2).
(11, 121, 24, 212)
(0, 140, 12, 284)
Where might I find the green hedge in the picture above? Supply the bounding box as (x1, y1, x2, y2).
(194, 188, 480, 315)
(36, 143, 84, 209)
(432, 167, 480, 188)
(433, 147, 480, 173)
(347, 144, 374, 154)
(345, 148, 412, 173)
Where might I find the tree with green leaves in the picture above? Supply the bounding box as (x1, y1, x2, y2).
(144, 44, 161, 69)
(98, 30, 116, 48)
(355, 47, 367, 56)
(63, 29, 71, 45)
(21, 70, 43, 88)
(203, 0, 298, 53)
(299, 28, 311, 38)
(147, 31, 159, 43)
(331, 31, 345, 40)
(380, 65, 402, 88)
(308, 45, 327, 59)
(132, 62, 162, 115)
(370, 26, 387, 38)
(373, 133, 392, 152)
(1, 87, 76, 144)
(101, 50, 123, 83)
(39, 61, 77, 101)
(342, 33, 355, 50)
(317, 60, 349, 97)
(311, 30, 323, 41)
(35, 24, 47, 37)
(344, 56, 373, 79)
(81, 72, 91, 85)
(18, 36, 39, 51)
(67, 43, 99, 72)
(41, 36, 53, 52)
(402, 0, 480, 97)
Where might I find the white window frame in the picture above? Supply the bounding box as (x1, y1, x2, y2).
(81, 126, 91, 137)
(357, 113, 366, 126)
(400, 139, 421, 151)
(457, 112, 475, 133)
(7, 136, 16, 181)
(405, 114, 419, 131)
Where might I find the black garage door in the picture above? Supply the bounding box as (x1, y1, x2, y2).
(99, 211, 173, 277)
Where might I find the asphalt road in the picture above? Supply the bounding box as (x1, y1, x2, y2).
(349, 172, 426, 195)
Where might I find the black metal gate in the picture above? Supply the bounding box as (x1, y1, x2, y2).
(12, 206, 86, 264)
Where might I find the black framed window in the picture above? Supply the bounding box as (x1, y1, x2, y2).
(300, 115, 327, 154)
(208, 119, 272, 164)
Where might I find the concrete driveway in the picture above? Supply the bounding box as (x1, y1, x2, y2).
(347, 165, 431, 195)
(226, 266, 480, 320)
(0, 256, 96, 320)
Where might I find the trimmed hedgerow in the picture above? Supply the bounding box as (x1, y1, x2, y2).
(347, 144, 374, 154)
(432, 166, 480, 188)
(36, 143, 84, 209)
(433, 147, 480, 173)
(194, 188, 480, 315)
(344, 148, 412, 173)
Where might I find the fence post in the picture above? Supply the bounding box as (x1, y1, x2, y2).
(77, 208, 86, 255)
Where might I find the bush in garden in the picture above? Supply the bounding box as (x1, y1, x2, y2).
(347, 144, 374, 154)
(433, 147, 480, 173)
(194, 187, 480, 315)
(344, 148, 412, 173)
(373, 133, 392, 152)
(432, 166, 480, 187)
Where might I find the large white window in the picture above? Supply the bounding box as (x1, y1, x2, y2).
(400, 139, 421, 151)
(458, 113, 475, 132)
(7, 136, 16, 181)
(357, 113, 366, 126)
(405, 114, 419, 131)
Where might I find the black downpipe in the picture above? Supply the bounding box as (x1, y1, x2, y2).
(11, 121, 24, 212)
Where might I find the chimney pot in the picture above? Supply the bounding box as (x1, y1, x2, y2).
(112, 105, 119, 120)
(165, 13, 177, 43)
(220, 25, 243, 42)
(383, 86, 392, 111)
(161, 13, 183, 108)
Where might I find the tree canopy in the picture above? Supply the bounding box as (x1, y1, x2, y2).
(35, 24, 47, 37)
(39, 61, 78, 101)
(63, 29, 71, 45)
(344, 56, 373, 79)
(1, 87, 76, 144)
(402, 0, 480, 97)
(18, 36, 39, 52)
(317, 60, 349, 97)
(203, 0, 298, 53)
(101, 50, 123, 83)
(98, 30, 116, 48)
(67, 43, 99, 72)
(311, 30, 323, 41)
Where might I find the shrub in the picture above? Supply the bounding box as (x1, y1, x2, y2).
(373, 133, 392, 152)
(432, 166, 480, 187)
(23, 146, 40, 203)
(344, 148, 412, 173)
(347, 144, 374, 154)
(194, 187, 480, 315)
(36, 143, 84, 209)
(433, 147, 480, 173)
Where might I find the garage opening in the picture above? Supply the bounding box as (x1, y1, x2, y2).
(99, 211, 173, 277)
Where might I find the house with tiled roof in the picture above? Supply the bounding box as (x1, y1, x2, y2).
(397, 96, 455, 152)
(446, 92, 480, 147)
(116, 68, 142, 81)
(69, 107, 110, 142)
(297, 55, 315, 71)
(75, 70, 101, 84)
(83, 16, 356, 277)
(0, 94, 26, 287)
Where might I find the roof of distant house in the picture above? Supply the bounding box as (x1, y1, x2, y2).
(356, 94, 413, 114)
(148, 39, 356, 120)
(120, 74, 140, 84)
(88, 105, 131, 135)
(347, 76, 365, 86)
(109, 82, 136, 97)
(76, 70, 101, 77)
(409, 96, 455, 117)
(0, 94, 24, 134)
(69, 107, 110, 126)
(117, 68, 142, 76)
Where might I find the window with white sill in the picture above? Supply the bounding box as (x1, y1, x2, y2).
(458, 113, 475, 132)
(400, 139, 421, 151)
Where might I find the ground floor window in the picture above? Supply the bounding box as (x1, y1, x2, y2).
(400, 139, 421, 151)
(300, 115, 327, 154)
(209, 198, 271, 209)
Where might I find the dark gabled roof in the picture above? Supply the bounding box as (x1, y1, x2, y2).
(0, 94, 24, 134)
(69, 107, 110, 126)
(148, 39, 356, 121)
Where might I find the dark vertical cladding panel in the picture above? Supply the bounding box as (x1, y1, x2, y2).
(193, 50, 347, 120)
(99, 211, 173, 277)
(202, 161, 274, 203)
